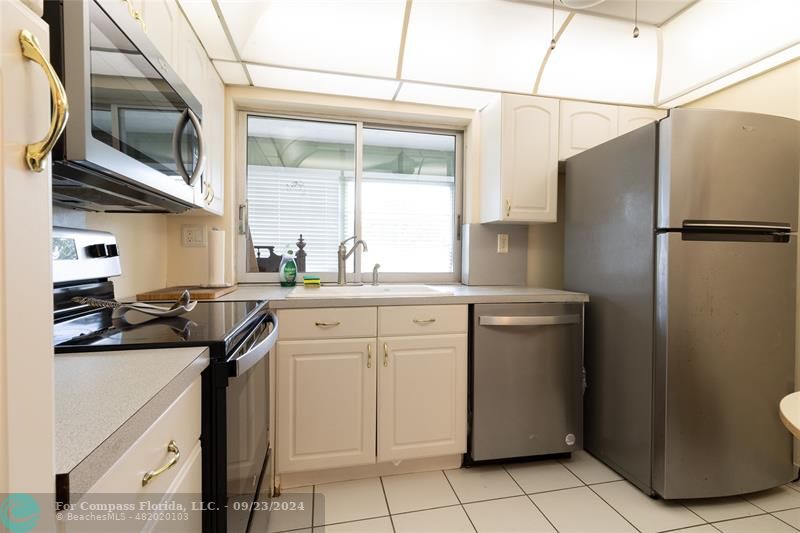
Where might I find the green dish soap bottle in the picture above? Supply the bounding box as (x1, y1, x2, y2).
(279, 249, 297, 287)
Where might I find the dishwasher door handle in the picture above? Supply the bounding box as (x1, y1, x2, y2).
(479, 314, 581, 326)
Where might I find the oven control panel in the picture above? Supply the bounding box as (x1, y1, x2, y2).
(52, 226, 122, 283)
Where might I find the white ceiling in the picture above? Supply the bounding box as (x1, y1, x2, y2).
(524, 0, 695, 26)
(179, 0, 800, 110)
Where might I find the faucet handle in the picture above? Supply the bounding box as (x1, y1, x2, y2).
(372, 263, 381, 286)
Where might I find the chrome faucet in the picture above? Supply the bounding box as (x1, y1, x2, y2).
(337, 236, 368, 285)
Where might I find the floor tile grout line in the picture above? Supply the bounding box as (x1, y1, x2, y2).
(438, 470, 478, 533)
(584, 483, 643, 533)
(770, 511, 800, 532)
(390, 502, 463, 517)
(378, 476, 397, 533)
(502, 464, 561, 533)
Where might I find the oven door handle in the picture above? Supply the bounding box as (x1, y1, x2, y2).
(231, 312, 278, 377)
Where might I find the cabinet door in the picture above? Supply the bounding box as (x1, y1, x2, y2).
(1, 1, 57, 492)
(277, 339, 377, 473)
(559, 100, 619, 159)
(141, 0, 179, 67)
(618, 106, 668, 136)
(199, 68, 225, 214)
(377, 334, 467, 462)
(501, 94, 559, 222)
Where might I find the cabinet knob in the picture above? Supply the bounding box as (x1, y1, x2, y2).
(505, 200, 511, 217)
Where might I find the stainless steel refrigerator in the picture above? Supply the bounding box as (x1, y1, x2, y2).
(564, 108, 800, 499)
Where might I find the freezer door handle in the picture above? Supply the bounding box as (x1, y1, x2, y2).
(682, 220, 792, 233)
(479, 314, 581, 327)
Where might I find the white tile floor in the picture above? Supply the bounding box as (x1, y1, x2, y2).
(264, 451, 800, 533)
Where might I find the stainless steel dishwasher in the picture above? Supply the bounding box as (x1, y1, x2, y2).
(468, 303, 584, 462)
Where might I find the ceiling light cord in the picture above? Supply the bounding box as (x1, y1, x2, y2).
(550, 0, 557, 50)
(633, 0, 640, 38)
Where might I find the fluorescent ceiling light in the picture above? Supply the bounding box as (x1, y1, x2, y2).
(538, 14, 657, 105)
(659, 43, 800, 108)
(176, 0, 236, 61)
(395, 82, 498, 110)
(219, 0, 406, 78)
(246, 64, 399, 100)
(659, 0, 800, 103)
(402, 0, 567, 93)
(213, 60, 249, 85)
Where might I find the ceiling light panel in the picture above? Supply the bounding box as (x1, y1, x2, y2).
(402, 0, 567, 93)
(246, 64, 400, 100)
(659, 0, 800, 103)
(219, 0, 406, 78)
(176, 0, 236, 61)
(537, 14, 657, 105)
(395, 82, 498, 110)
(213, 60, 249, 85)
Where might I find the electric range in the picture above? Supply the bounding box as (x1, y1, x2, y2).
(52, 227, 277, 533)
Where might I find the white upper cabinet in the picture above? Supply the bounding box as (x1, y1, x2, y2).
(618, 107, 668, 136)
(140, 0, 179, 67)
(480, 94, 559, 224)
(558, 100, 619, 160)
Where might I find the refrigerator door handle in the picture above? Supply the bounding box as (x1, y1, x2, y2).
(682, 220, 792, 233)
(479, 315, 581, 326)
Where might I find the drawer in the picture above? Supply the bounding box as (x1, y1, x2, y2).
(278, 307, 377, 340)
(87, 377, 201, 495)
(379, 305, 468, 336)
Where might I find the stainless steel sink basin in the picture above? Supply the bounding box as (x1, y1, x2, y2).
(287, 284, 454, 299)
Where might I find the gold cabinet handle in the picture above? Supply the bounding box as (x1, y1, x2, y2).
(505, 199, 512, 217)
(204, 181, 214, 204)
(367, 343, 372, 368)
(142, 440, 180, 487)
(122, 0, 147, 32)
(19, 30, 69, 173)
(383, 343, 389, 367)
(413, 318, 437, 325)
(314, 321, 341, 327)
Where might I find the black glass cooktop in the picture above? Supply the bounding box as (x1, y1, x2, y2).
(54, 300, 267, 354)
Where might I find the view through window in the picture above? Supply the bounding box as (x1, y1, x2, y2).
(244, 115, 459, 281)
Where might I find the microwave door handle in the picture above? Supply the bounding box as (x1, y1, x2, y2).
(172, 109, 206, 187)
(185, 108, 207, 186)
(231, 312, 278, 377)
(172, 109, 191, 185)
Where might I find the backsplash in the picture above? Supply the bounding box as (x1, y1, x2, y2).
(53, 207, 169, 297)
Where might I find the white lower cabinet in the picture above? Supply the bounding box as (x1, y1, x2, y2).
(377, 334, 467, 462)
(275, 305, 468, 475)
(276, 338, 377, 473)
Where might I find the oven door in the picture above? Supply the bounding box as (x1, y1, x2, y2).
(55, 0, 205, 205)
(226, 312, 278, 533)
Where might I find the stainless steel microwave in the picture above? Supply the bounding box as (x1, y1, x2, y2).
(44, 0, 205, 213)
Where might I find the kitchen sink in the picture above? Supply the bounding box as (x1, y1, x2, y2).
(287, 284, 454, 298)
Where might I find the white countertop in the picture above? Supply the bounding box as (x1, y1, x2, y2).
(55, 347, 209, 493)
(216, 284, 589, 308)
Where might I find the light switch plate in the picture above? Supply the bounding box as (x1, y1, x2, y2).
(497, 233, 509, 253)
(181, 224, 206, 247)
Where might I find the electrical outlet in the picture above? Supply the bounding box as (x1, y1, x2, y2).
(497, 233, 509, 254)
(182, 224, 206, 247)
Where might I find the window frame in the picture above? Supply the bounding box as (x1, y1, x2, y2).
(236, 110, 463, 284)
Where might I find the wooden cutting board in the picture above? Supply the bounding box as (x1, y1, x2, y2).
(136, 285, 237, 301)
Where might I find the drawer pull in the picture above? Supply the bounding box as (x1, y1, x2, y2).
(413, 318, 437, 325)
(384, 343, 389, 367)
(142, 440, 180, 487)
(315, 321, 341, 327)
(367, 343, 372, 368)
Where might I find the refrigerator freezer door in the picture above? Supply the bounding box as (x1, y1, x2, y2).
(654, 232, 797, 498)
(658, 109, 799, 230)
